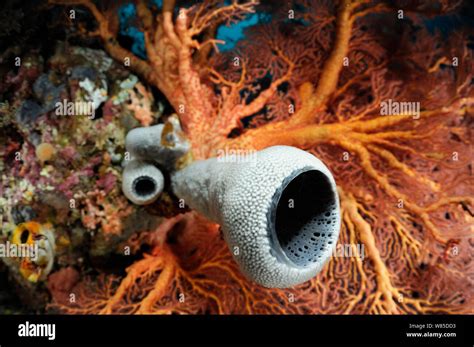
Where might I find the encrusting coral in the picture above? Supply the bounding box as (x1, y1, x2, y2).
(0, 36, 162, 307)
(6, 0, 472, 313)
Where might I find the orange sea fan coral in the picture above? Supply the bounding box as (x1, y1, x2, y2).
(48, 0, 474, 314)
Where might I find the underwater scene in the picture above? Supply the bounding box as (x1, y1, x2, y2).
(0, 0, 473, 316)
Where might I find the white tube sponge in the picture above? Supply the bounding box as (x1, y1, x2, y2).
(122, 159, 164, 205)
(122, 116, 189, 205)
(172, 145, 341, 288)
(125, 116, 190, 171)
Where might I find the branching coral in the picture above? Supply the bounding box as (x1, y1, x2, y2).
(48, 0, 473, 314)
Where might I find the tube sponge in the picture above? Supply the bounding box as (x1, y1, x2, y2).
(122, 159, 164, 205)
(172, 145, 340, 288)
(122, 115, 189, 204)
(125, 115, 190, 171)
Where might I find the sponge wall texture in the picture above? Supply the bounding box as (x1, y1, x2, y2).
(122, 159, 164, 205)
(172, 146, 340, 288)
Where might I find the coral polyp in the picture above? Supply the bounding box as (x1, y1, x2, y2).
(0, 0, 472, 315)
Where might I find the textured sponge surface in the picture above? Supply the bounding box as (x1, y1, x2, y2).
(172, 146, 340, 288)
(273, 169, 339, 267)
